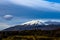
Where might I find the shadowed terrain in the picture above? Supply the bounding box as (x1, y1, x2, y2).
(0, 29, 60, 40)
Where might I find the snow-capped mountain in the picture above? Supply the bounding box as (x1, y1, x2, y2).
(21, 20, 47, 25)
(21, 20, 60, 25)
(3, 19, 60, 31)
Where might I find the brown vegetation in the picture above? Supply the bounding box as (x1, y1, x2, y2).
(0, 29, 60, 40)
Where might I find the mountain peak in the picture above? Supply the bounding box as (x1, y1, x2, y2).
(21, 19, 60, 25)
(21, 20, 48, 25)
(3, 19, 60, 31)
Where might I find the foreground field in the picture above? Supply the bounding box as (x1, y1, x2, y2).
(2, 35, 60, 40)
(0, 30, 60, 40)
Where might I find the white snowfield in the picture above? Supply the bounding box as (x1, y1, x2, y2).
(21, 19, 60, 25)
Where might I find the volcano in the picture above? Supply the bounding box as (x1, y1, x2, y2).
(3, 19, 60, 31)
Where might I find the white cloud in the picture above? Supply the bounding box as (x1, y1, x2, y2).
(0, 23, 10, 30)
(9, 0, 60, 12)
(3, 15, 13, 20)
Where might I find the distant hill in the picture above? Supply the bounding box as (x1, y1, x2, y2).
(3, 24, 60, 31)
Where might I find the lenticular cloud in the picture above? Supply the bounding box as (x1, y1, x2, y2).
(3, 15, 13, 20)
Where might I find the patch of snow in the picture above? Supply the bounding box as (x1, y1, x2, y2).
(21, 19, 60, 25)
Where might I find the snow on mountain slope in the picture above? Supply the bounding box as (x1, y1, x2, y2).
(3, 19, 60, 31)
(21, 19, 60, 25)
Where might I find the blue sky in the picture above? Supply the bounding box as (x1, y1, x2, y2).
(46, 0, 60, 3)
(0, 0, 60, 30)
